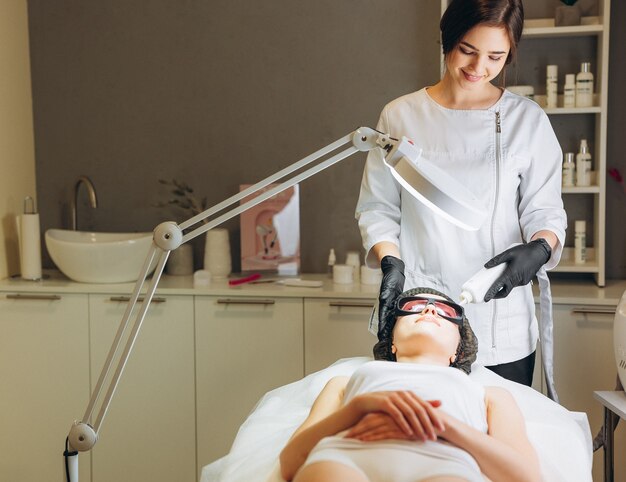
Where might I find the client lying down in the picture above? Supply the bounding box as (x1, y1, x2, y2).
(279, 287, 542, 482)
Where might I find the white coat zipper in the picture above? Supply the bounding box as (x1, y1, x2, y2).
(491, 111, 502, 349)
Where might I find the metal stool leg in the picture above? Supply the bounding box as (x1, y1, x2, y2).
(604, 406, 615, 482)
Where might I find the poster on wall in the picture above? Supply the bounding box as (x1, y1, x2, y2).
(239, 183, 300, 273)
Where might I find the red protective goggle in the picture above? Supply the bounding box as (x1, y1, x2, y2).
(394, 296, 464, 326)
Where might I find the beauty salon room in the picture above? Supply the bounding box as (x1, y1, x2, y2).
(3, 0, 626, 481)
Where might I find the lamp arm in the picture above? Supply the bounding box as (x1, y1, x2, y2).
(63, 126, 392, 481)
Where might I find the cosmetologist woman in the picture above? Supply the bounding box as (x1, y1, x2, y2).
(356, 0, 566, 388)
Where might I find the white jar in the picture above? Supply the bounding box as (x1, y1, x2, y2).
(361, 265, 383, 285)
(562, 152, 576, 188)
(574, 220, 587, 264)
(563, 74, 576, 108)
(575, 62, 594, 108)
(333, 264, 353, 284)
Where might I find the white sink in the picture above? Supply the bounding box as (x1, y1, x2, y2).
(45, 229, 157, 283)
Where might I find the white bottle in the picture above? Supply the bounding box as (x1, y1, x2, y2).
(546, 65, 558, 108)
(345, 251, 361, 283)
(576, 139, 592, 187)
(327, 248, 336, 277)
(574, 220, 587, 264)
(459, 263, 508, 304)
(575, 62, 594, 108)
(563, 74, 576, 108)
(562, 152, 576, 188)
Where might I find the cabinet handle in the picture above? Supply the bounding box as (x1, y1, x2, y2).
(217, 298, 275, 305)
(6, 293, 61, 301)
(109, 296, 167, 303)
(571, 308, 616, 315)
(329, 301, 373, 309)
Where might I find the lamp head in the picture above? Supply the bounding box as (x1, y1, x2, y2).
(380, 137, 487, 231)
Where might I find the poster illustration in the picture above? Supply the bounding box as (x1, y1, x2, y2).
(239, 183, 300, 272)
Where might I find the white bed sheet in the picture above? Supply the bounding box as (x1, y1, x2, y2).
(201, 357, 592, 482)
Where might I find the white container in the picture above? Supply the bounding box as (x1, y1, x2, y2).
(333, 264, 353, 284)
(575, 62, 594, 108)
(459, 263, 508, 304)
(546, 65, 558, 108)
(361, 265, 383, 285)
(327, 248, 336, 277)
(576, 139, 592, 187)
(166, 244, 194, 275)
(345, 251, 361, 283)
(574, 220, 587, 264)
(507, 85, 534, 100)
(204, 228, 231, 278)
(562, 152, 576, 188)
(563, 74, 576, 108)
(193, 269, 212, 287)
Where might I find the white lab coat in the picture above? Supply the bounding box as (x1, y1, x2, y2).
(356, 88, 567, 366)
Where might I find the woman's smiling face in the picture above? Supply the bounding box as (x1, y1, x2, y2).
(445, 24, 510, 92)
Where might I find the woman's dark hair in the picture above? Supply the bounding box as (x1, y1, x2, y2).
(440, 0, 524, 66)
(373, 287, 478, 374)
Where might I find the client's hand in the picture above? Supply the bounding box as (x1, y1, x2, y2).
(349, 391, 444, 442)
(483, 239, 552, 302)
(378, 256, 405, 335)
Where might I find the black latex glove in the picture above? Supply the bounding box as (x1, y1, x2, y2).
(378, 255, 406, 335)
(483, 239, 552, 302)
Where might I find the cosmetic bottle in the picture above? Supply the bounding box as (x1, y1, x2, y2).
(563, 74, 576, 108)
(346, 251, 361, 283)
(575, 62, 594, 108)
(327, 248, 336, 277)
(546, 65, 558, 108)
(576, 139, 592, 187)
(562, 152, 576, 188)
(459, 263, 508, 304)
(574, 220, 587, 264)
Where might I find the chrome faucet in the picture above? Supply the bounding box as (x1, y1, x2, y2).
(71, 175, 98, 230)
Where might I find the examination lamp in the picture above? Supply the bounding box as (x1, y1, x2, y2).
(62, 126, 487, 481)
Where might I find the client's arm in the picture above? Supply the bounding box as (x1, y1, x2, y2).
(279, 377, 443, 481)
(441, 386, 542, 482)
(279, 376, 349, 481)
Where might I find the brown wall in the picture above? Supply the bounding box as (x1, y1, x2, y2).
(27, 0, 625, 276)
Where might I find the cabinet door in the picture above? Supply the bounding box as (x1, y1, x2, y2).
(89, 294, 195, 482)
(195, 296, 303, 473)
(0, 293, 90, 482)
(304, 298, 377, 375)
(552, 303, 626, 482)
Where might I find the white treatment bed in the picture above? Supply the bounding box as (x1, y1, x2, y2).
(201, 357, 593, 482)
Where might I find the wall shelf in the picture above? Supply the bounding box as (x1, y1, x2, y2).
(440, 0, 610, 286)
(523, 17, 603, 38)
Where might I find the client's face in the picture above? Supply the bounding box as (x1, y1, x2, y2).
(391, 294, 461, 361)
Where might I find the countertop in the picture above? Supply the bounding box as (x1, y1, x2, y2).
(1, 270, 625, 305)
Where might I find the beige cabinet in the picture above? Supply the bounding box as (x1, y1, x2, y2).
(0, 293, 91, 482)
(89, 294, 196, 482)
(195, 296, 304, 476)
(552, 303, 626, 481)
(304, 298, 377, 375)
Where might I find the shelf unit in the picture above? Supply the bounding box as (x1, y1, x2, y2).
(440, 0, 610, 286)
